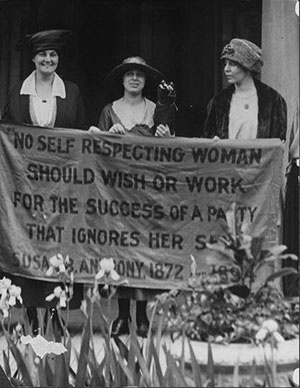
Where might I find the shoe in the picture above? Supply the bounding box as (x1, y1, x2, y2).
(137, 318, 149, 338)
(111, 317, 130, 337)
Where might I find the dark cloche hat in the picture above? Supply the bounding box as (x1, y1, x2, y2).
(26, 29, 72, 56)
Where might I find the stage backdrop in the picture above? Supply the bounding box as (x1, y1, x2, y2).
(0, 121, 284, 289)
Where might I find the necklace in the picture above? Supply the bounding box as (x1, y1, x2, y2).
(244, 103, 249, 109)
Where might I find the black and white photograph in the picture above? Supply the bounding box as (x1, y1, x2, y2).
(0, 1, 298, 387)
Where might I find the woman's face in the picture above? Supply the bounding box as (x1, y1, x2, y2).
(223, 59, 250, 85)
(32, 50, 59, 76)
(123, 69, 146, 95)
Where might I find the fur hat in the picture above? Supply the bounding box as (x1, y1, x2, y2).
(221, 38, 263, 75)
(26, 30, 72, 57)
(104, 56, 164, 99)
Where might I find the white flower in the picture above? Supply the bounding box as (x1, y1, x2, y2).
(256, 319, 285, 344)
(21, 334, 67, 358)
(262, 319, 279, 333)
(95, 258, 120, 281)
(0, 298, 9, 318)
(0, 277, 12, 297)
(273, 331, 285, 343)
(46, 254, 68, 276)
(190, 255, 197, 277)
(8, 285, 22, 306)
(45, 286, 67, 307)
(255, 327, 268, 342)
(0, 278, 23, 318)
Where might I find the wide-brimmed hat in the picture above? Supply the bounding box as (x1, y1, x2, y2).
(221, 38, 263, 75)
(25, 29, 72, 56)
(104, 56, 164, 99)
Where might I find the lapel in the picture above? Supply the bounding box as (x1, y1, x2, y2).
(55, 96, 67, 127)
(254, 79, 268, 138)
(19, 94, 32, 124)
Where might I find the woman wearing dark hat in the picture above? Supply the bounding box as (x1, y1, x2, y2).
(3, 29, 85, 129)
(92, 56, 176, 338)
(204, 38, 287, 140)
(91, 56, 176, 136)
(2, 30, 85, 336)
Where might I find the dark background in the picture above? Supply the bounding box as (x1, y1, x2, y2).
(0, 0, 262, 136)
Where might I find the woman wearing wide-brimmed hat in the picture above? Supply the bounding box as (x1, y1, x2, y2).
(3, 29, 85, 129)
(92, 56, 176, 338)
(91, 56, 176, 136)
(204, 38, 287, 140)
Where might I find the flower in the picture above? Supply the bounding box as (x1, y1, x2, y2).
(7, 285, 22, 306)
(255, 318, 285, 344)
(163, 203, 299, 344)
(95, 258, 120, 281)
(46, 253, 69, 276)
(0, 277, 23, 318)
(45, 286, 68, 308)
(21, 334, 67, 358)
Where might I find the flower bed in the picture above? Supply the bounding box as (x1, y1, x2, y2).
(166, 336, 299, 387)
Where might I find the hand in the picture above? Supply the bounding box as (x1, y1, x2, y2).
(157, 80, 176, 105)
(109, 123, 125, 134)
(155, 124, 172, 137)
(88, 126, 101, 133)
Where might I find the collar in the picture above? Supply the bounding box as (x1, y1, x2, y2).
(20, 71, 66, 98)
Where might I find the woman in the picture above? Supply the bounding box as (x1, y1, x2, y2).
(3, 29, 85, 129)
(204, 38, 287, 140)
(2, 29, 85, 335)
(94, 56, 176, 337)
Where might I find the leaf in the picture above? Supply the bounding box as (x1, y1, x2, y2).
(2, 350, 11, 379)
(250, 358, 256, 388)
(163, 346, 188, 387)
(250, 237, 264, 259)
(265, 268, 298, 284)
(54, 353, 69, 387)
(75, 313, 91, 387)
(0, 364, 14, 388)
(232, 361, 239, 387)
(113, 345, 135, 386)
(187, 337, 203, 387)
(149, 336, 164, 386)
(6, 339, 33, 387)
(206, 340, 215, 387)
(112, 337, 129, 386)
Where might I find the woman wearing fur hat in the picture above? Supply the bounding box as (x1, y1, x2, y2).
(3, 29, 85, 129)
(204, 38, 287, 140)
(92, 56, 176, 338)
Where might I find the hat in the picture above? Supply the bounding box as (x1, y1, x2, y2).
(26, 30, 72, 56)
(221, 38, 263, 75)
(104, 56, 164, 99)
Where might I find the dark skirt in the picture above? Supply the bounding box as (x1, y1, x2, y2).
(282, 159, 299, 296)
(0, 271, 83, 309)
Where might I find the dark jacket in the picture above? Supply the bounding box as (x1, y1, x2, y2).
(3, 80, 85, 130)
(203, 79, 287, 140)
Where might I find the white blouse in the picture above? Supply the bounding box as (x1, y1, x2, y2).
(228, 90, 258, 140)
(20, 71, 66, 127)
